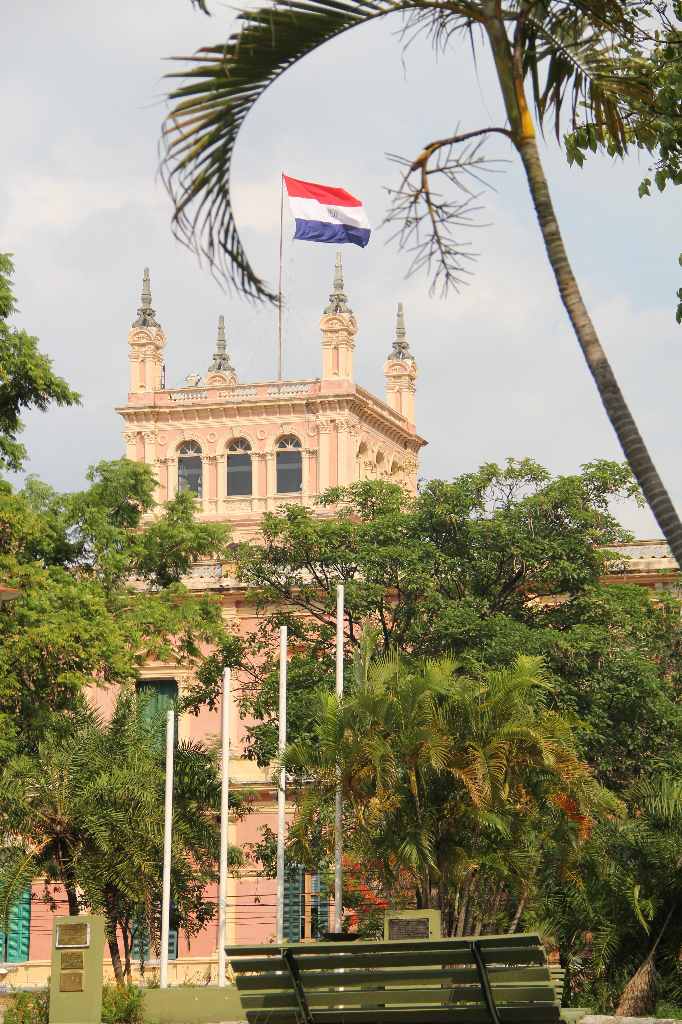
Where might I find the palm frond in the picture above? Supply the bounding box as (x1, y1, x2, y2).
(162, 0, 409, 300)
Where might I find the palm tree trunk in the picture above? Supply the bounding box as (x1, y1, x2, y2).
(516, 134, 682, 564)
(616, 902, 676, 1015)
(486, 16, 682, 566)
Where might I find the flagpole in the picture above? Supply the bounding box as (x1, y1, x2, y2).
(334, 584, 344, 933)
(276, 625, 287, 943)
(277, 174, 284, 381)
(217, 668, 230, 987)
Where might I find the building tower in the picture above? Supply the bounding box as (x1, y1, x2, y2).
(205, 316, 237, 386)
(128, 268, 166, 395)
(320, 252, 357, 385)
(384, 302, 417, 423)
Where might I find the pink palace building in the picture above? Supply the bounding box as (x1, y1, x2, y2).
(8, 256, 425, 985)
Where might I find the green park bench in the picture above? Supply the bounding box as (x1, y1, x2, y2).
(548, 964, 591, 1024)
(226, 933, 562, 1024)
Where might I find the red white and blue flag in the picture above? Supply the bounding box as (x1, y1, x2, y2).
(283, 175, 371, 248)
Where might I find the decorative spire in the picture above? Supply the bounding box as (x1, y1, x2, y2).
(388, 302, 414, 361)
(208, 314, 234, 373)
(324, 251, 352, 315)
(132, 267, 160, 328)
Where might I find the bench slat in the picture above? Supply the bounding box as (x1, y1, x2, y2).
(241, 983, 558, 1010)
(243, 1003, 560, 1024)
(227, 936, 541, 959)
(234, 966, 553, 991)
(232, 947, 546, 973)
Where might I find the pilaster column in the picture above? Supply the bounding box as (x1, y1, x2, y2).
(167, 458, 178, 501)
(302, 449, 316, 500)
(202, 455, 217, 513)
(336, 422, 349, 487)
(251, 452, 266, 509)
(216, 453, 227, 507)
(123, 431, 137, 461)
(317, 423, 332, 493)
(143, 431, 157, 467)
(265, 452, 276, 509)
(156, 458, 170, 505)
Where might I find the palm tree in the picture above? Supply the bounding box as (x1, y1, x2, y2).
(0, 692, 232, 985)
(161, 0, 682, 566)
(282, 645, 613, 930)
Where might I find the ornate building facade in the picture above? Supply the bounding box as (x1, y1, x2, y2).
(12, 262, 679, 986)
(14, 258, 426, 985)
(118, 257, 424, 539)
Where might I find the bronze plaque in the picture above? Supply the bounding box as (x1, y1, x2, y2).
(61, 951, 84, 970)
(388, 917, 430, 940)
(56, 922, 90, 948)
(59, 971, 84, 993)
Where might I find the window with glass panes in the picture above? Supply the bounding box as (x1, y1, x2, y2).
(226, 438, 252, 496)
(276, 435, 302, 494)
(177, 441, 202, 497)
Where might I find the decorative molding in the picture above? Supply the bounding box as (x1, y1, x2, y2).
(267, 383, 311, 398)
(169, 390, 209, 402)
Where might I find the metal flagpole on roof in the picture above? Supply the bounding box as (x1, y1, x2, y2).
(217, 668, 230, 986)
(160, 709, 174, 989)
(276, 625, 287, 942)
(277, 174, 285, 381)
(334, 584, 344, 933)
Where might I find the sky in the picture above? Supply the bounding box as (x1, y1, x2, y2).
(3, 0, 681, 535)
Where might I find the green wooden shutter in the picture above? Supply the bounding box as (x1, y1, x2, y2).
(131, 926, 178, 962)
(311, 873, 329, 939)
(283, 866, 304, 942)
(1, 889, 31, 962)
(136, 680, 178, 744)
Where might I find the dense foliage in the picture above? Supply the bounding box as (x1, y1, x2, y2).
(0, 455, 239, 984)
(0, 254, 79, 472)
(228, 464, 682, 1010)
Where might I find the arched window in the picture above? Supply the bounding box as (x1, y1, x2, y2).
(178, 441, 202, 497)
(276, 435, 302, 494)
(226, 437, 252, 496)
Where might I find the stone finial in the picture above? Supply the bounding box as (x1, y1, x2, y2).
(132, 267, 160, 328)
(388, 302, 414, 361)
(324, 251, 352, 315)
(208, 314, 234, 373)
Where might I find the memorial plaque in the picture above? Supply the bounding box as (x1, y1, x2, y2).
(61, 951, 84, 970)
(387, 916, 430, 940)
(59, 971, 84, 993)
(56, 922, 90, 948)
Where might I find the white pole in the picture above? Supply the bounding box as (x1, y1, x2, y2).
(334, 584, 344, 933)
(276, 626, 288, 943)
(217, 668, 231, 986)
(160, 708, 174, 989)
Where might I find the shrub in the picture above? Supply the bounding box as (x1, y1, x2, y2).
(101, 984, 145, 1024)
(3, 991, 49, 1024)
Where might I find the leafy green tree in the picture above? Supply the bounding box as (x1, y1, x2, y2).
(0, 254, 79, 472)
(282, 641, 617, 932)
(0, 459, 233, 763)
(0, 691, 247, 985)
(161, 0, 682, 565)
(539, 773, 682, 1015)
(226, 465, 682, 793)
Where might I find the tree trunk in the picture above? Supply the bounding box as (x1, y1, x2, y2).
(616, 955, 658, 1017)
(515, 133, 682, 565)
(122, 921, 132, 983)
(486, 14, 682, 567)
(65, 885, 79, 917)
(106, 925, 125, 988)
(507, 893, 527, 934)
(616, 903, 676, 1015)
